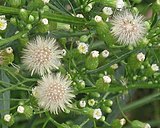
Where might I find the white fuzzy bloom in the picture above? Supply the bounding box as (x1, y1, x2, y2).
(76, 14, 84, 18)
(17, 106, 25, 113)
(102, 50, 109, 58)
(145, 123, 151, 128)
(93, 108, 102, 120)
(41, 18, 48, 25)
(103, 75, 111, 83)
(79, 100, 86, 108)
(137, 52, 145, 62)
(120, 118, 126, 126)
(111, 10, 146, 46)
(42, 0, 50, 4)
(77, 42, 89, 54)
(103, 7, 113, 15)
(116, 0, 125, 10)
(4, 114, 11, 122)
(22, 36, 63, 76)
(91, 50, 99, 58)
(94, 15, 102, 22)
(151, 64, 159, 71)
(34, 73, 75, 114)
(111, 64, 118, 69)
(0, 15, 7, 30)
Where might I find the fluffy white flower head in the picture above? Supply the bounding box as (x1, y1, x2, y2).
(0, 15, 7, 30)
(137, 52, 145, 62)
(111, 10, 146, 46)
(93, 108, 102, 120)
(4, 114, 11, 122)
(34, 73, 75, 114)
(79, 100, 86, 108)
(103, 7, 113, 15)
(22, 36, 62, 76)
(151, 64, 159, 71)
(94, 15, 102, 22)
(17, 106, 25, 113)
(91, 50, 99, 58)
(77, 42, 89, 54)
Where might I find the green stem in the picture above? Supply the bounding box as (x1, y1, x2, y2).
(78, 83, 160, 93)
(80, 118, 90, 127)
(0, 6, 87, 25)
(0, 30, 28, 47)
(116, 97, 131, 124)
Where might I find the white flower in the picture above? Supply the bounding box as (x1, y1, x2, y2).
(151, 64, 159, 71)
(22, 36, 63, 76)
(34, 73, 75, 114)
(120, 118, 126, 126)
(0, 15, 7, 30)
(42, 0, 50, 4)
(77, 42, 89, 54)
(88, 99, 96, 106)
(91, 50, 99, 58)
(79, 100, 86, 108)
(111, 10, 146, 46)
(145, 123, 151, 128)
(41, 18, 48, 25)
(17, 106, 25, 113)
(111, 64, 118, 69)
(94, 15, 102, 22)
(93, 108, 102, 120)
(137, 52, 145, 62)
(101, 50, 109, 58)
(116, 0, 125, 10)
(4, 114, 11, 122)
(76, 14, 84, 18)
(102, 7, 113, 15)
(103, 75, 111, 83)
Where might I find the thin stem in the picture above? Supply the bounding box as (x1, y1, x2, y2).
(0, 30, 28, 47)
(80, 118, 90, 127)
(116, 97, 131, 124)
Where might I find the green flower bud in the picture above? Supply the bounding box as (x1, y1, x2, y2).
(131, 120, 151, 128)
(23, 106, 33, 119)
(104, 99, 113, 107)
(80, 35, 89, 42)
(8, 0, 22, 7)
(95, 20, 115, 45)
(3, 114, 15, 126)
(89, 92, 101, 98)
(26, 24, 32, 30)
(85, 3, 93, 12)
(111, 119, 122, 128)
(96, 75, 111, 92)
(152, 0, 160, 12)
(102, 106, 112, 113)
(85, 51, 99, 70)
(28, 15, 35, 23)
(10, 17, 17, 26)
(19, 9, 28, 22)
(83, 107, 94, 119)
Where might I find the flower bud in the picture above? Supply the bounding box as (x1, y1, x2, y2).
(111, 119, 123, 128)
(79, 100, 86, 108)
(80, 35, 89, 42)
(23, 106, 33, 119)
(3, 114, 14, 126)
(89, 92, 100, 98)
(19, 9, 28, 22)
(131, 120, 151, 128)
(85, 51, 99, 70)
